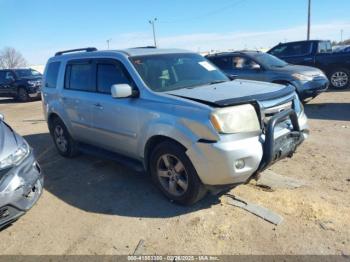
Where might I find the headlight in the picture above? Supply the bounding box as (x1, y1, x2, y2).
(292, 73, 313, 81)
(210, 104, 260, 134)
(0, 141, 30, 170)
(27, 80, 39, 86)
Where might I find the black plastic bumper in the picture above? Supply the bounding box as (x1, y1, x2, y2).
(258, 109, 304, 171)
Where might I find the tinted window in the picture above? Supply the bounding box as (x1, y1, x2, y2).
(65, 63, 94, 91)
(270, 42, 312, 56)
(16, 69, 41, 78)
(45, 62, 61, 88)
(209, 56, 232, 70)
(97, 63, 130, 93)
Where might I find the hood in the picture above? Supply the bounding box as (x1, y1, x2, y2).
(19, 76, 42, 81)
(165, 79, 295, 107)
(0, 120, 19, 162)
(272, 64, 323, 77)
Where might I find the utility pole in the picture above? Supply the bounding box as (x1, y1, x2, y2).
(106, 39, 112, 49)
(341, 29, 344, 43)
(307, 0, 311, 40)
(149, 18, 158, 47)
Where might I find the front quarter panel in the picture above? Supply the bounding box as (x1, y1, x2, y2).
(137, 99, 219, 160)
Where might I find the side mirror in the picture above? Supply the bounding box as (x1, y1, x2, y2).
(0, 113, 4, 121)
(111, 84, 138, 98)
(227, 74, 238, 80)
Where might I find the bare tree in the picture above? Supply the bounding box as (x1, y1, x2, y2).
(0, 47, 27, 69)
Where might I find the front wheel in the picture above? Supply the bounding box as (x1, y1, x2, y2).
(330, 68, 350, 89)
(150, 141, 207, 205)
(17, 88, 29, 102)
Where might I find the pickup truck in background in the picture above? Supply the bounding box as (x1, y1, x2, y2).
(268, 40, 350, 89)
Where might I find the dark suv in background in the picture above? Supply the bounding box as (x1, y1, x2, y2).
(0, 68, 42, 102)
(206, 51, 329, 102)
(268, 40, 350, 89)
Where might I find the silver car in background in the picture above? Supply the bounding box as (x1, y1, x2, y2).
(0, 114, 43, 229)
(42, 47, 308, 205)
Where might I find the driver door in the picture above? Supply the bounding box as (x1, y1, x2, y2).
(229, 55, 267, 82)
(91, 59, 140, 158)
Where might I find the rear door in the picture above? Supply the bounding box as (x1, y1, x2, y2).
(90, 58, 140, 158)
(61, 59, 96, 143)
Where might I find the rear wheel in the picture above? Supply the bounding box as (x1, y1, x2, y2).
(330, 68, 350, 89)
(51, 118, 79, 157)
(149, 141, 207, 205)
(17, 88, 29, 102)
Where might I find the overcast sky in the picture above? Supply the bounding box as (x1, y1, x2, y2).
(1, 0, 350, 65)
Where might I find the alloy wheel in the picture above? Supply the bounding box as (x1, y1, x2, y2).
(331, 71, 349, 88)
(54, 125, 68, 153)
(156, 153, 189, 197)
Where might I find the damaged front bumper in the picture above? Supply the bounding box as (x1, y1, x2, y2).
(187, 109, 308, 186)
(0, 150, 43, 229)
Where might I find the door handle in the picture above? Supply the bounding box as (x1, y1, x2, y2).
(94, 103, 103, 109)
(303, 58, 313, 61)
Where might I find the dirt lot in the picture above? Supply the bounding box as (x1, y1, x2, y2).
(0, 90, 349, 255)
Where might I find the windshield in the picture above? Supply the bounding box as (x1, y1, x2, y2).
(16, 69, 42, 78)
(253, 53, 288, 68)
(130, 53, 229, 92)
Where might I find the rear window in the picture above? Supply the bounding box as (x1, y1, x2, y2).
(45, 62, 61, 88)
(65, 62, 94, 92)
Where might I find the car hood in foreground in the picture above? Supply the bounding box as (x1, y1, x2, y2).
(165, 79, 295, 106)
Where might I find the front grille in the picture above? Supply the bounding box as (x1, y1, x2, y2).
(263, 101, 293, 123)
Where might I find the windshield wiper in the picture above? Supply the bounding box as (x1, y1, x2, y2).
(208, 80, 228, 85)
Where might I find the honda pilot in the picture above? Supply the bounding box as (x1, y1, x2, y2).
(42, 47, 309, 205)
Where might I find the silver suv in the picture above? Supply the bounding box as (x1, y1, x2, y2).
(42, 47, 308, 205)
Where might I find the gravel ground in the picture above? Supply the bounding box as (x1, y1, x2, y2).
(0, 89, 349, 255)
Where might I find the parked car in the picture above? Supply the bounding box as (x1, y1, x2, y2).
(206, 51, 329, 102)
(0, 113, 43, 229)
(333, 45, 350, 53)
(0, 68, 42, 102)
(268, 40, 350, 89)
(42, 47, 308, 205)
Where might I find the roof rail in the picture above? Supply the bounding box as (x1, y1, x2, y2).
(55, 47, 98, 56)
(131, 46, 157, 49)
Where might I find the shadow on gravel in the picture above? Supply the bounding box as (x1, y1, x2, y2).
(24, 133, 220, 218)
(304, 102, 350, 121)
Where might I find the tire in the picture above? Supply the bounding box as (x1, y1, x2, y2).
(50, 117, 79, 157)
(329, 68, 350, 89)
(17, 88, 29, 102)
(149, 141, 207, 205)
